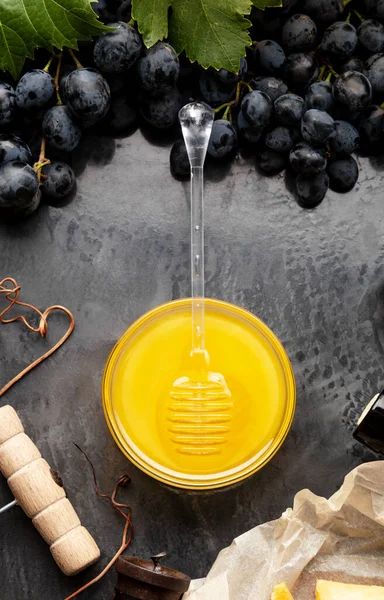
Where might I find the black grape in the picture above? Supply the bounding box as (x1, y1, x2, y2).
(93, 0, 132, 21)
(104, 72, 129, 95)
(300, 0, 344, 23)
(254, 41, 286, 74)
(274, 94, 305, 125)
(329, 120, 360, 153)
(327, 155, 358, 192)
(284, 52, 319, 88)
(215, 57, 247, 86)
(296, 172, 329, 208)
(362, 0, 384, 19)
(199, 70, 236, 108)
(116, 0, 132, 21)
(301, 109, 336, 144)
(17, 190, 41, 218)
(338, 57, 364, 74)
(59, 65, 76, 103)
(364, 53, 384, 97)
(321, 23, 358, 58)
(290, 142, 327, 175)
(255, 149, 288, 174)
(2, 190, 41, 220)
(15, 69, 55, 111)
(0, 161, 38, 209)
(41, 162, 76, 199)
(265, 126, 300, 152)
(141, 88, 181, 129)
(170, 139, 190, 180)
(94, 22, 142, 73)
(237, 111, 263, 143)
(332, 71, 372, 110)
(102, 95, 137, 133)
(0, 134, 32, 164)
(305, 82, 334, 112)
(92, 0, 116, 22)
(137, 43, 180, 95)
(65, 68, 111, 127)
(208, 120, 238, 162)
(241, 91, 273, 129)
(282, 14, 317, 51)
(43, 106, 82, 152)
(250, 77, 288, 102)
(358, 20, 384, 54)
(0, 83, 16, 126)
(359, 105, 384, 145)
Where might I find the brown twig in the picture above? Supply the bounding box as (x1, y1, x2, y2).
(63, 446, 133, 600)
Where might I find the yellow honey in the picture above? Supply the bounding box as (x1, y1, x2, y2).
(103, 299, 295, 489)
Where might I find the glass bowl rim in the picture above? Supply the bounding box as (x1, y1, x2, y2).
(102, 298, 296, 490)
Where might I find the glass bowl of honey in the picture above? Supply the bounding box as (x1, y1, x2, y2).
(102, 298, 296, 490)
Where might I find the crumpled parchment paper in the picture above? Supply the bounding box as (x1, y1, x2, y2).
(184, 461, 384, 600)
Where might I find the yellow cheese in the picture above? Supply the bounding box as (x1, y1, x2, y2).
(271, 583, 295, 600)
(316, 580, 384, 600)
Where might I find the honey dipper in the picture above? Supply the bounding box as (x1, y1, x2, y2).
(168, 103, 232, 458)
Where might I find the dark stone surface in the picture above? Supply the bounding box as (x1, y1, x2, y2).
(0, 128, 382, 599)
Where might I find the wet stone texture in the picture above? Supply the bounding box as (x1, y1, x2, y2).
(0, 128, 382, 599)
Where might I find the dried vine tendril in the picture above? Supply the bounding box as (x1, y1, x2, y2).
(0, 277, 75, 398)
(64, 445, 133, 600)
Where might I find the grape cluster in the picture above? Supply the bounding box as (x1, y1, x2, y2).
(169, 0, 384, 208)
(0, 0, 184, 220)
(2, 0, 384, 219)
(0, 59, 110, 219)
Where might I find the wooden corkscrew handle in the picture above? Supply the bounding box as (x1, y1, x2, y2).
(0, 405, 100, 576)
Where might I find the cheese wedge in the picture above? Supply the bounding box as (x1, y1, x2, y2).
(271, 582, 295, 600)
(316, 580, 384, 599)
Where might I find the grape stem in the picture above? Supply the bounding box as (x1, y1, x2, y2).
(353, 9, 365, 22)
(327, 64, 339, 78)
(54, 53, 63, 106)
(33, 138, 51, 184)
(317, 64, 327, 81)
(223, 105, 231, 121)
(325, 71, 333, 83)
(214, 80, 253, 119)
(68, 48, 83, 70)
(43, 55, 54, 73)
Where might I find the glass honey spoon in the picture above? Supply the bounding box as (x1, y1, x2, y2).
(169, 102, 232, 458)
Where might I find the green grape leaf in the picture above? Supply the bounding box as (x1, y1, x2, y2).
(251, 0, 282, 9)
(0, 0, 110, 79)
(132, 0, 171, 47)
(168, 0, 252, 73)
